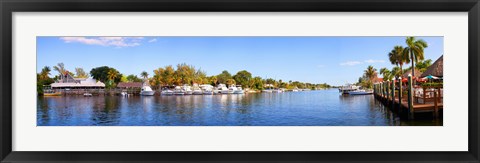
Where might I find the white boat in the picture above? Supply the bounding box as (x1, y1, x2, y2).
(228, 84, 237, 94)
(234, 86, 245, 94)
(161, 89, 174, 95)
(200, 84, 214, 95)
(262, 89, 273, 93)
(191, 84, 203, 95)
(183, 85, 193, 95)
(140, 85, 155, 96)
(173, 86, 185, 95)
(272, 89, 283, 93)
(192, 88, 203, 95)
(83, 93, 93, 97)
(218, 84, 229, 94)
(339, 83, 360, 94)
(348, 89, 373, 95)
(120, 91, 128, 96)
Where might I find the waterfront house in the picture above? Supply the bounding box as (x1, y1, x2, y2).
(50, 72, 105, 94)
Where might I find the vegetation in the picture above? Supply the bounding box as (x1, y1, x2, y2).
(367, 37, 430, 87)
(74, 67, 89, 78)
(90, 66, 122, 88)
(39, 61, 332, 93)
(36, 66, 55, 95)
(404, 37, 428, 77)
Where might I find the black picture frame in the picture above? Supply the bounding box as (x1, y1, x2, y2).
(1, 0, 479, 162)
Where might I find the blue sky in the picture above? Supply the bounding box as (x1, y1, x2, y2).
(37, 36, 443, 86)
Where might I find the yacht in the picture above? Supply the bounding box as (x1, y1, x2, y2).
(200, 84, 214, 95)
(218, 84, 229, 94)
(192, 86, 203, 95)
(272, 88, 283, 93)
(83, 93, 93, 97)
(161, 89, 174, 95)
(228, 84, 238, 94)
(339, 83, 360, 94)
(262, 89, 273, 93)
(348, 89, 373, 95)
(140, 85, 155, 96)
(173, 86, 185, 95)
(234, 85, 245, 94)
(183, 85, 193, 95)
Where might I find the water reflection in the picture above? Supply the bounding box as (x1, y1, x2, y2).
(37, 89, 442, 126)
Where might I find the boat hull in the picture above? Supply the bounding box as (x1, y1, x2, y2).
(140, 91, 155, 96)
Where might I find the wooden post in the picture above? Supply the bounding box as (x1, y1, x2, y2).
(407, 74, 414, 119)
(391, 79, 395, 108)
(386, 81, 389, 101)
(399, 77, 403, 110)
(434, 91, 439, 119)
(422, 87, 426, 104)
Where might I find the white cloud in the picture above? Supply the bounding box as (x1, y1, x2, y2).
(59, 37, 144, 47)
(148, 38, 157, 43)
(364, 59, 385, 63)
(340, 61, 362, 66)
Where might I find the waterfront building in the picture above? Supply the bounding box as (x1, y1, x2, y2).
(50, 72, 105, 90)
(421, 55, 443, 78)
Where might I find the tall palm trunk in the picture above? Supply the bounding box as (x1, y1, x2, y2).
(399, 64, 403, 76)
(411, 50, 415, 77)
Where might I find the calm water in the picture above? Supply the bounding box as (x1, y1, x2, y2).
(37, 89, 442, 126)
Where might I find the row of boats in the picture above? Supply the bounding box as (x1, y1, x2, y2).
(338, 84, 373, 95)
(137, 84, 313, 96)
(160, 84, 245, 95)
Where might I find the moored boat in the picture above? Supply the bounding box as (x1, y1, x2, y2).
(348, 89, 373, 95)
(173, 86, 185, 95)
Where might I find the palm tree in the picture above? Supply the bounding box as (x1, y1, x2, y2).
(388, 45, 409, 75)
(364, 65, 377, 81)
(403, 37, 428, 77)
(379, 67, 391, 80)
(211, 76, 218, 86)
(53, 62, 66, 75)
(107, 69, 118, 81)
(40, 66, 51, 80)
(74, 67, 88, 78)
(140, 71, 149, 79)
(226, 79, 236, 86)
(391, 66, 402, 78)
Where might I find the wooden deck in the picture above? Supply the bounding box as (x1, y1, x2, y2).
(375, 93, 442, 119)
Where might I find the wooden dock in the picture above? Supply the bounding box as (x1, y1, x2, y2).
(373, 75, 443, 119)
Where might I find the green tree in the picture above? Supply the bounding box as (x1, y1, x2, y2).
(233, 70, 252, 88)
(90, 66, 122, 88)
(388, 45, 409, 75)
(226, 79, 236, 86)
(416, 59, 433, 73)
(216, 70, 232, 84)
(404, 37, 428, 77)
(391, 66, 402, 78)
(364, 65, 377, 81)
(74, 67, 89, 78)
(140, 71, 149, 79)
(379, 67, 391, 80)
(250, 76, 264, 90)
(126, 74, 143, 82)
(39, 66, 51, 81)
(53, 62, 66, 75)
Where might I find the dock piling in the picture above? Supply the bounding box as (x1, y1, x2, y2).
(407, 75, 414, 119)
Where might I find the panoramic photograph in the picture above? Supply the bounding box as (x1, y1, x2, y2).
(37, 36, 443, 126)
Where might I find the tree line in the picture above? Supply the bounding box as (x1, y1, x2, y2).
(37, 62, 331, 94)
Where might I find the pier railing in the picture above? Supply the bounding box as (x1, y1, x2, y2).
(373, 75, 442, 119)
